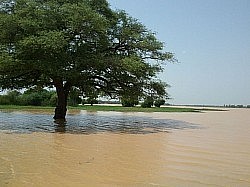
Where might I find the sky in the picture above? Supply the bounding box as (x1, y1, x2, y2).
(108, 0, 250, 105)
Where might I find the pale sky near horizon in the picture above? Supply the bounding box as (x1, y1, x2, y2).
(108, 0, 250, 105)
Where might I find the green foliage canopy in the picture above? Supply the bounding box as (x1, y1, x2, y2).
(0, 0, 175, 118)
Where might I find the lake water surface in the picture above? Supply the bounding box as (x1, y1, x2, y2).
(0, 109, 250, 186)
(0, 110, 197, 134)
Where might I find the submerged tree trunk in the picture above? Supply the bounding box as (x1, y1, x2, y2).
(53, 80, 71, 120)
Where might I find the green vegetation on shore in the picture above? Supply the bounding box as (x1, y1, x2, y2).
(77, 105, 199, 112)
(0, 105, 225, 113)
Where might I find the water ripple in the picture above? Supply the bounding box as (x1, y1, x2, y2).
(0, 111, 199, 134)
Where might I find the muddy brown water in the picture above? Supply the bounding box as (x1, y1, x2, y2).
(0, 109, 250, 186)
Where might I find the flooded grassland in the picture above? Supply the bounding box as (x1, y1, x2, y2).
(0, 109, 250, 186)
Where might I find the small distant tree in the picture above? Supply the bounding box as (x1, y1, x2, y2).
(0, 90, 21, 105)
(83, 87, 99, 106)
(86, 97, 98, 106)
(141, 81, 169, 108)
(141, 96, 154, 108)
(0, 95, 10, 105)
(121, 95, 139, 107)
(48, 92, 58, 107)
(68, 88, 82, 106)
(154, 99, 165, 107)
(7, 90, 21, 103)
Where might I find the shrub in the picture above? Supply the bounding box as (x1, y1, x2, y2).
(154, 99, 165, 107)
(141, 97, 154, 108)
(0, 95, 11, 105)
(0, 91, 21, 105)
(86, 97, 98, 106)
(68, 89, 82, 106)
(48, 92, 58, 106)
(121, 96, 139, 107)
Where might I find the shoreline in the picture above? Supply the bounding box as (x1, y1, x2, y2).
(0, 104, 226, 114)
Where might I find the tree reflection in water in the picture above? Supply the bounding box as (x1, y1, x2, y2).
(54, 119, 67, 133)
(0, 111, 200, 134)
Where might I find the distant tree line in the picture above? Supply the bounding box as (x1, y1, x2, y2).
(0, 89, 79, 107)
(121, 95, 165, 108)
(224, 104, 250, 108)
(0, 89, 166, 108)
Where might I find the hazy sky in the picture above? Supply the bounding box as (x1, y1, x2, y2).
(108, 0, 250, 105)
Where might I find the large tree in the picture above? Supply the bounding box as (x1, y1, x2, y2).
(0, 0, 175, 120)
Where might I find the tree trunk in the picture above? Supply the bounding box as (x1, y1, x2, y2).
(53, 80, 71, 120)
